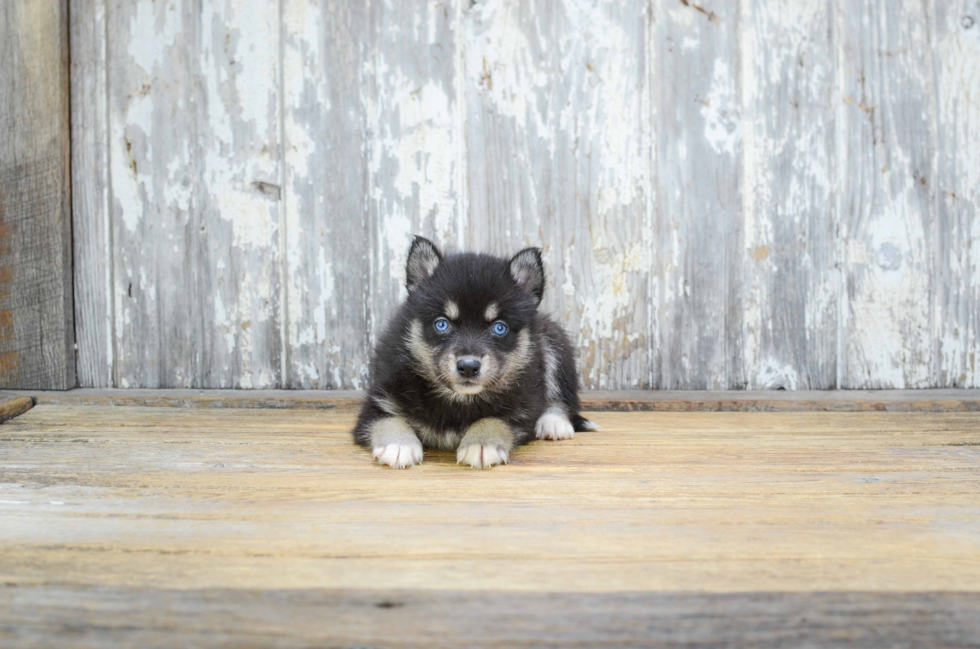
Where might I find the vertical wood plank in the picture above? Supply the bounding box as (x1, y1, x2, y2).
(0, 0, 75, 390)
(836, 0, 938, 388)
(934, 0, 980, 388)
(365, 0, 466, 363)
(70, 0, 113, 387)
(283, 0, 463, 389)
(464, 0, 653, 389)
(655, 0, 742, 389)
(108, 0, 282, 388)
(739, 0, 837, 389)
(282, 0, 372, 389)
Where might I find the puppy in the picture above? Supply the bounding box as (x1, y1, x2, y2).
(352, 236, 597, 469)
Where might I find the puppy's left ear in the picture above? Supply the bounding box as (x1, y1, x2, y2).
(406, 236, 443, 292)
(509, 247, 545, 305)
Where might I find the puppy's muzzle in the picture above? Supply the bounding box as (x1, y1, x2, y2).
(456, 356, 482, 379)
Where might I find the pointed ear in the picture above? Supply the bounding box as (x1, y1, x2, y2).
(509, 247, 545, 304)
(406, 236, 443, 292)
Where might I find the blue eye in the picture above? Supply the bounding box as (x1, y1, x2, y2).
(434, 318, 450, 333)
(491, 321, 508, 336)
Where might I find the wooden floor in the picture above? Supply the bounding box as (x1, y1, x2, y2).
(1, 402, 979, 646)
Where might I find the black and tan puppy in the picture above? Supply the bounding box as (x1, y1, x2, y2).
(353, 237, 597, 469)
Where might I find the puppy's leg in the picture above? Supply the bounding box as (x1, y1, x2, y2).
(457, 418, 514, 469)
(369, 417, 424, 469)
(534, 405, 576, 441)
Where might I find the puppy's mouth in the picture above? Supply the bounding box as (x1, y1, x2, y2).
(451, 382, 485, 395)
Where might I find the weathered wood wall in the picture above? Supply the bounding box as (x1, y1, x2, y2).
(0, 0, 75, 390)
(70, 0, 980, 390)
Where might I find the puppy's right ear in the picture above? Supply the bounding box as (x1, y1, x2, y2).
(406, 236, 442, 292)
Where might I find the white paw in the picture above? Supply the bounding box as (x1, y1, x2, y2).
(535, 409, 575, 441)
(373, 440, 423, 469)
(456, 444, 509, 469)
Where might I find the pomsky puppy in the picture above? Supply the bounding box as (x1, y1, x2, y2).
(353, 236, 597, 469)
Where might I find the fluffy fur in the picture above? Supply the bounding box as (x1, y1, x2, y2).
(353, 236, 596, 469)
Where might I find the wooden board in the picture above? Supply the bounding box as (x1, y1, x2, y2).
(934, 1, 980, 388)
(2, 587, 979, 648)
(1, 405, 979, 645)
(69, 0, 112, 388)
(464, 0, 654, 390)
(95, 0, 284, 389)
(0, 0, 75, 390)
(281, 0, 464, 390)
(739, 0, 837, 389)
(655, 0, 742, 390)
(837, 0, 938, 388)
(68, 0, 980, 391)
(12, 387, 980, 413)
(1, 405, 979, 593)
(0, 392, 33, 423)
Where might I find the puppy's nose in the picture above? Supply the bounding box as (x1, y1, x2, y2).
(456, 357, 481, 379)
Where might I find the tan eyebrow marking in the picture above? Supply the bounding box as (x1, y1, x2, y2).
(484, 302, 499, 321)
(445, 300, 460, 320)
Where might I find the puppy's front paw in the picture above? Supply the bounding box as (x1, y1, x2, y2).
(535, 408, 575, 440)
(456, 443, 509, 469)
(373, 440, 423, 469)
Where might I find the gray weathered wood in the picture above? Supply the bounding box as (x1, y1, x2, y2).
(0, 0, 75, 390)
(12, 387, 980, 413)
(281, 0, 372, 390)
(67, 0, 980, 390)
(365, 0, 465, 357)
(282, 0, 463, 389)
(739, 0, 837, 389)
(2, 586, 979, 648)
(69, 0, 112, 388)
(655, 0, 743, 389)
(934, 0, 980, 388)
(837, 0, 938, 388)
(464, 0, 653, 389)
(105, 0, 283, 388)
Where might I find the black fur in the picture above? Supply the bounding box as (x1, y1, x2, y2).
(353, 237, 593, 454)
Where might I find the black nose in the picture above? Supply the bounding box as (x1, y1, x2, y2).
(456, 357, 481, 379)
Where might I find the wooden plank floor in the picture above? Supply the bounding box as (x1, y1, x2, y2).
(1, 404, 979, 646)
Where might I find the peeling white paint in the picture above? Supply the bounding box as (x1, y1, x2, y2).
(78, 0, 980, 391)
(701, 58, 740, 156)
(127, 1, 180, 75)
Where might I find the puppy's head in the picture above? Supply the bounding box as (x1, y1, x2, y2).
(402, 236, 543, 399)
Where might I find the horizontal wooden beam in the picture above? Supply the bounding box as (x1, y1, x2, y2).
(10, 388, 980, 412)
(3, 586, 978, 648)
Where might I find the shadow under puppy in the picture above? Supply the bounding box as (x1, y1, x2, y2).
(353, 236, 597, 469)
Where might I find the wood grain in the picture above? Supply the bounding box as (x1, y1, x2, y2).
(464, 0, 654, 389)
(281, 0, 372, 390)
(934, 0, 980, 388)
(13, 387, 980, 413)
(66, 0, 980, 391)
(2, 587, 979, 648)
(105, 0, 283, 389)
(3, 404, 980, 643)
(281, 0, 464, 390)
(2, 405, 979, 594)
(69, 0, 112, 388)
(655, 0, 743, 389)
(0, 0, 75, 390)
(739, 0, 837, 389)
(837, 0, 938, 388)
(0, 392, 33, 423)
